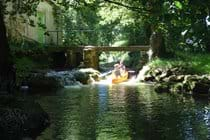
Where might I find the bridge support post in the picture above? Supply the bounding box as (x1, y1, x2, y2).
(83, 47, 99, 69)
(65, 50, 76, 68)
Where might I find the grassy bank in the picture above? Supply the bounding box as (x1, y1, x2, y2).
(148, 52, 210, 74)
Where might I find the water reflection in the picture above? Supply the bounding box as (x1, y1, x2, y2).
(36, 84, 210, 140)
(96, 85, 130, 140)
(98, 85, 108, 116)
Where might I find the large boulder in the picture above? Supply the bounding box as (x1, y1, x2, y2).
(73, 68, 100, 84)
(28, 72, 63, 91)
(0, 96, 50, 139)
(24, 68, 101, 91)
(46, 71, 78, 86)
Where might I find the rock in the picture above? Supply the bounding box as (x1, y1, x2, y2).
(27, 68, 101, 90)
(154, 83, 170, 93)
(144, 75, 155, 82)
(192, 82, 210, 96)
(171, 67, 179, 73)
(73, 68, 100, 84)
(0, 96, 50, 139)
(28, 73, 63, 91)
(166, 69, 173, 76)
(184, 75, 200, 82)
(46, 70, 78, 86)
(153, 68, 162, 77)
(158, 71, 170, 81)
(171, 83, 183, 93)
(139, 65, 210, 97)
(26, 68, 101, 91)
(163, 75, 185, 83)
(200, 77, 210, 84)
(182, 81, 193, 94)
(163, 75, 177, 82)
(73, 70, 89, 84)
(78, 68, 100, 81)
(176, 75, 185, 82)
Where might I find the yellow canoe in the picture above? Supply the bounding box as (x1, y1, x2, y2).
(111, 71, 128, 84)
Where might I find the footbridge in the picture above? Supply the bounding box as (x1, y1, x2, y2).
(48, 45, 150, 69)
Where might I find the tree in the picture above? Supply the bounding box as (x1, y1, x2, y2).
(1, 0, 210, 93)
(0, 0, 39, 93)
(100, 0, 166, 57)
(0, 2, 13, 93)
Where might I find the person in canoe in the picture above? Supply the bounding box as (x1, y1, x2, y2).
(112, 60, 128, 83)
(113, 60, 126, 78)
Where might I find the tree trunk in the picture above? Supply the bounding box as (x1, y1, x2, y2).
(0, 8, 15, 93)
(150, 31, 165, 58)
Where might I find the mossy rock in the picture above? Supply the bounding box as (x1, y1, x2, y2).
(154, 83, 170, 93)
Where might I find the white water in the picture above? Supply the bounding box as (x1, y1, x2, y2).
(135, 49, 152, 81)
(147, 49, 153, 62)
(136, 65, 150, 81)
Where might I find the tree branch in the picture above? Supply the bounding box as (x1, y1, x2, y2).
(103, 0, 148, 14)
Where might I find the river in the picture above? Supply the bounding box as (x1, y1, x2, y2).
(34, 83, 210, 140)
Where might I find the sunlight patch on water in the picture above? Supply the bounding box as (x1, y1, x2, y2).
(96, 77, 113, 85)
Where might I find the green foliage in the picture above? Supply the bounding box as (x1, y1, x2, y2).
(9, 37, 40, 50)
(98, 0, 210, 53)
(56, 0, 150, 46)
(148, 52, 210, 74)
(174, 1, 182, 10)
(123, 52, 142, 70)
(15, 57, 36, 84)
(4, 0, 210, 57)
(14, 54, 51, 85)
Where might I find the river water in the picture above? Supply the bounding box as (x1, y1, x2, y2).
(35, 83, 210, 140)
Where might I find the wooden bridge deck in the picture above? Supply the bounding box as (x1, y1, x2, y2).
(94, 45, 150, 52)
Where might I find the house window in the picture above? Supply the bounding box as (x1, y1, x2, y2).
(37, 11, 46, 44)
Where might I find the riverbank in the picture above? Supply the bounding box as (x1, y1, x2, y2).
(138, 52, 210, 97)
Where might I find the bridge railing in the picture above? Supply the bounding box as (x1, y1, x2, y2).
(46, 45, 150, 53)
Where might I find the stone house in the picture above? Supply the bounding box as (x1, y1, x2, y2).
(5, 0, 62, 46)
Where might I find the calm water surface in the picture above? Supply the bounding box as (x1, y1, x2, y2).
(35, 83, 210, 140)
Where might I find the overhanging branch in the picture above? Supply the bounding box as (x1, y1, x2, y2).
(103, 0, 148, 14)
